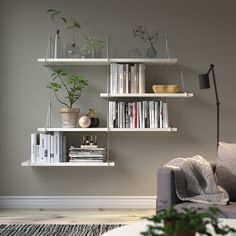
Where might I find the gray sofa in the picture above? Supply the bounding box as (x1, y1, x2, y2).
(156, 161, 236, 218)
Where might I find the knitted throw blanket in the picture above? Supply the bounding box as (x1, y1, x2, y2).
(164, 155, 229, 205)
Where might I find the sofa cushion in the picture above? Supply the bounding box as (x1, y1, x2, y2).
(176, 201, 236, 219)
(216, 142, 236, 201)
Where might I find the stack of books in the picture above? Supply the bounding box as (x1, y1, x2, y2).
(31, 132, 66, 164)
(110, 63, 145, 94)
(109, 100, 169, 128)
(69, 146, 107, 163)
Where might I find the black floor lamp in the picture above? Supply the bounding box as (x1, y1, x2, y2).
(198, 64, 220, 150)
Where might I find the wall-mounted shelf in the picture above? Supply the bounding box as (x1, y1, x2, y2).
(38, 128, 108, 132)
(21, 160, 115, 167)
(100, 93, 193, 98)
(37, 58, 177, 66)
(38, 128, 177, 132)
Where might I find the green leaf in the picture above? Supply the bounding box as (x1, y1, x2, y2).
(74, 20, 80, 28)
(60, 17, 67, 24)
(47, 9, 56, 13)
(66, 26, 74, 30)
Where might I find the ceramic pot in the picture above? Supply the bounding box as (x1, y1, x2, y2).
(59, 108, 80, 128)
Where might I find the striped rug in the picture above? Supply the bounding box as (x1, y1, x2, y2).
(0, 224, 123, 236)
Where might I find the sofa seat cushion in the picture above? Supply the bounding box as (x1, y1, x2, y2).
(175, 201, 236, 219)
(216, 142, 236, 201)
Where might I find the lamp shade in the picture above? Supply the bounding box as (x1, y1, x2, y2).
(199, 73, 210, 89)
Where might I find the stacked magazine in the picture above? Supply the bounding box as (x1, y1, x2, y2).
(69, 146, 107, 163)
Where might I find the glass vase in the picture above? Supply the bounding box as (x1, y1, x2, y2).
(146, 46, 157, 58)
(53, 30, 63, 58)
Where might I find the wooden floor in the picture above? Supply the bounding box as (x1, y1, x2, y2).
(0, 209, 155, 224)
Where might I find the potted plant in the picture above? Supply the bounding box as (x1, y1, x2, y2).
(141, 206, 236, 236)
(47, 69, 88, 127)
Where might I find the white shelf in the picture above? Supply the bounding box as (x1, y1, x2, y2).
(38, 128, 108, 132)
(21, 160, 115, 167)
(37, 58, 177, 66)
(38, 127, 177, 132)
(100, 93, 193, 98)
(109, 128, 177, 132)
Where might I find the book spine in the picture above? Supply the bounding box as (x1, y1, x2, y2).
(39, 133, 45, 163)
(118, 64, 124, 94)
(134, 64, 139, 93)
(54, 132, 60, 163)
(31, 133, 37, 163)
(111, 63, 118, 94)
(159, 101, 163, 128)
(139, 64, 145, 93)
(50, 133, 54, 163)
(125, 64, 130, 94)
(130, 65, 135, 93)
(163, 102, 169, 128)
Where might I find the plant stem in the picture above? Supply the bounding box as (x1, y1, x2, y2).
(55, 92, 69, 108)
(58, 74, 72, 106)
(149, 38, 157, 55)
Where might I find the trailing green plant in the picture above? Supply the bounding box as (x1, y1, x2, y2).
(80, 35, 104, 58)
(47, 69, 88, 109)
(66, 19, 81, 47)
(141, 206, 236, 236)
(133, 24, 159, 56)
(47, 9, 67, 33)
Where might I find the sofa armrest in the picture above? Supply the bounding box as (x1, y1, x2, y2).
(156, 167, 181, 211)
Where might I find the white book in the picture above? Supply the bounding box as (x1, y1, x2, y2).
(118, 64, 124, 94)
(149, 101, 154, 128)
(134, 64, 139, 93)
(163, 102, 169, 128)
(45, 133, 50, 163)
(159, 101, 163, 128)
(138, 64, 145, 93)
(142, 101, 146, 128)
(154, 101, 159, 128)
(138, 102, 143, 128)
(31, 133, 37, 163)
(110, 63, 118, 94)
(50, 133, 54, 163)
(39, 133, 46, 163)
(125, 64, 130, 94)
(54, 132, 60, 163)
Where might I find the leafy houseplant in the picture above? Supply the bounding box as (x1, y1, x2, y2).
(80, 35, 104, 58)
(142, 206, 236, 236)
(133, 24, 159, 58)
(47, 69, 88, 127)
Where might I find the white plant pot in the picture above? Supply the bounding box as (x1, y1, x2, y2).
(59, 108, 80, 128)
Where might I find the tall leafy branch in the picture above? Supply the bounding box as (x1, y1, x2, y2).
(47, 69, 88, 109)
(47, 9, 67, 33)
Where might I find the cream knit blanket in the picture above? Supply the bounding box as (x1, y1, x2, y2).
(164, 155, 229, 205)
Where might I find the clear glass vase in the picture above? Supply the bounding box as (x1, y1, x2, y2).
(146, 46, 157, 58)
(53, 30, 63, 58)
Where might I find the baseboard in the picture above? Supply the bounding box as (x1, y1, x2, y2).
(0, 196, 156, 209)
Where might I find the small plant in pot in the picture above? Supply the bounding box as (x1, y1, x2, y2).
(47, 69, 88, 128)
(141, 206, 236, 236)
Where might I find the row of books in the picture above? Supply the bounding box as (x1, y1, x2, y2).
(109, 101, 169, 129)
(69, 146, 107, 163)
(31, 132, 66, 163)
(110, 63, 145, 94)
